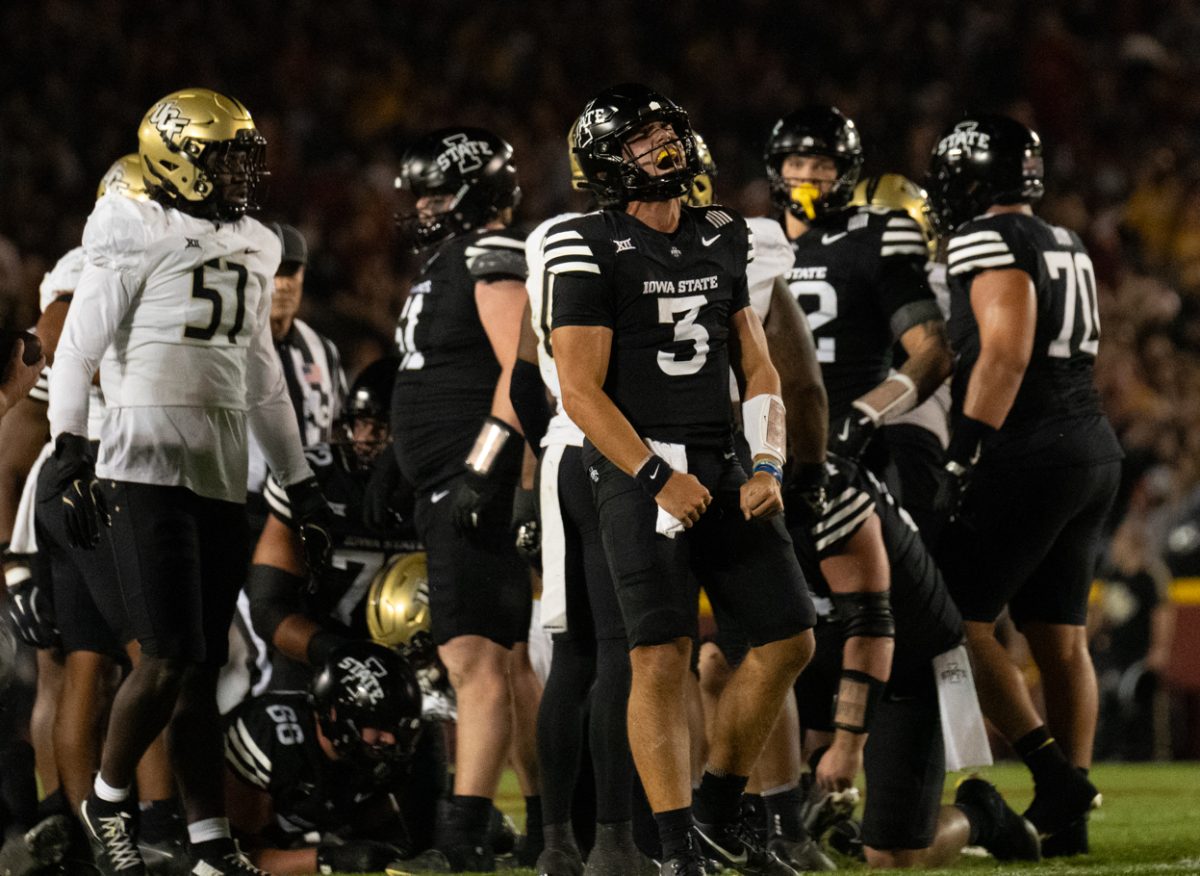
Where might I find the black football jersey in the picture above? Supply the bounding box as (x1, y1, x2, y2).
(224, 691, 398, 837)
(945, 213, 1122, 465)
(391, 229, 527, 490)
(786, 207, 940, 422)
(265, 443, 420, 639)
(550, 206, 752, 447)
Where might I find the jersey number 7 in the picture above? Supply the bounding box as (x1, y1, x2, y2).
(184, 258, 248, 345)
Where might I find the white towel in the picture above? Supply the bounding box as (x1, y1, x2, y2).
(933, 645, 994, 771)
(645, 439, 689, 538)
(538, 443, 569, 633)
(9, 442, 53, 554)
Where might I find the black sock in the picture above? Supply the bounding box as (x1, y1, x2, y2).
(192, 838, 236, 860)
(138, 798, 183, 845)
(763, 786, 806, 840)
(693, 771, 749, 826)
(654, 807, 694, 859)
(36, 788, 71, 820)
(1014, 727, 1070, 786)
(451, 795, 493, 845)
(524, 795, 543, 845)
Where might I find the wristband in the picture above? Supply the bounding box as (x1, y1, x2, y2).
(832, 669, 887, 734)
(752, 459, 783, 484)
(946, 414, 997, 468)
(634, 454, 672, 497)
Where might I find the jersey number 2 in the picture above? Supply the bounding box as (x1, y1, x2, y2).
(657, 295, 710, 376)
(185, 259, 247, 344)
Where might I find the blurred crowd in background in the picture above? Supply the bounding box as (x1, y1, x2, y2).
(3, 0, 1200, 755)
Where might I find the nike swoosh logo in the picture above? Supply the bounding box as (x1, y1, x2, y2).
(701, 235, 720, 247)
(649, 464, 660, 479)
(822, 232, 848, 244)
(430, 490, 450, 504)
(694, 825, 748, 865)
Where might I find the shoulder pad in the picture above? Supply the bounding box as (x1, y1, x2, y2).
(541, 213, 609, 278)
(39, 247, 86, 311)
(82, 195, 157, 273)
(946, 216, 1020, 278)
(466, 232, 527, 280)
(243, 218, 284, 271)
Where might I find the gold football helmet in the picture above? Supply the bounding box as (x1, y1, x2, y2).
(683, 132, 717, 207)
(567, 117, 588, 192)
(366, 552, 432, 662)
(851, 173, 937, 256)
(96, 154, 149, 201)
(137, 87, 267, 219)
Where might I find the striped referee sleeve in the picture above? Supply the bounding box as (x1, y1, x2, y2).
(946, 229, 1016, 276)
(264, 475, 292, 521)
(225, 719, 272, 790)
(880, 215, 929, 258)
(542, 229, 600, 276)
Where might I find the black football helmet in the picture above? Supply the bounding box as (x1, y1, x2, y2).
(395, 127, 520, 250)
(309, 641, 423, 766)
(572, 83, 702, 206)
(765, 106, 864, 221)
(925, 114, 1045, 235)
(337, 357, 399, 470)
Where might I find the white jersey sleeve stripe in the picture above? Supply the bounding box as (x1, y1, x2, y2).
(881, 245, 930, 257)
(814, 491, 874, 536)
(815, 503, 876, 551)
(544, 230, 583, 246)
(474, 236, 526, 249)
(948, 230, 1004, 249)
(235, 718, 273, 771)
(887, 217, 920, 227)
(264, 477, 292, 519)
(882, 231, 926, 243)
(543, 245, 595, 259)
(548, 261, 601, 275)
(948, 254, 1017, 276)
(948, 242, 1011, 263)
(225, 726, 270, 788)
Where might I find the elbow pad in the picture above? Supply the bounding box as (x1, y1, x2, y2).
(829, 590, 895, 640)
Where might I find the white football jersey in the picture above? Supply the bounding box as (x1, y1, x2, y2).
(49, 194, 311, 502)
(39, 246, 85, 312)
(745, 217, 795, 323)
(525, 213, 584, 448)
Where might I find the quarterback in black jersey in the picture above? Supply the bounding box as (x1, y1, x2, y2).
(552, 83, 815, 876)
(223, 642, 439, 874)
(387, 127, 541, 874)
(247, 358, 419, 693)
(927, 114, 1122, 854)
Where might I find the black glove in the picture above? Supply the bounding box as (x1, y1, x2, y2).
(363, 449, 404, 534)
(451, 472, 503, 541)
(784, 461, 830, 528)
(4, 570, 58, 649)
(934, 415, 997, 524)
(452, 417, 521, 543)
(828, 408, 877, 463)
(49, 433, 109, 549)
(511, 487, 540, 568)
(316, 838, 405, 875)
(285, 477, 334, 576)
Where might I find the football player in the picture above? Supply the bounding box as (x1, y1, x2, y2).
(510, 119, 654, 876)
(926, 114, 1123, 855)
(47, 89, 332, 876)
(223, 642, 425, 874)
(384, 127, 540, 873)
(765, 107, 952, 479)
(247, 357, 418, 693)
(551, 83, 817, 876)
(0, 337, 43, 421)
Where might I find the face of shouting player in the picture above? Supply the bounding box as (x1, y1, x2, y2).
(622, 120, 685, 178)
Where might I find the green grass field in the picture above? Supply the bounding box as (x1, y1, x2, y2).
(476, 761, 1200, 876)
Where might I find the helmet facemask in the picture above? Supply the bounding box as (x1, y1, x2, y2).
(767, 150, 862, 222)
(196, 131, 269, 220)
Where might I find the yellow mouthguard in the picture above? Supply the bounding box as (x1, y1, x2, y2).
(790, 183, 821, 220)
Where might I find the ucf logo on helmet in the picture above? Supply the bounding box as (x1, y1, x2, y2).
(437, 133, 493, 174)
(149, 101, 189, 143)
(338, 655, 387, 704)
(936, 120, 990, 156)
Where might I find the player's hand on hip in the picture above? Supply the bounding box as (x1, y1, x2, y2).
(285, 476, 335, 576)
(655, 471, 711, 528)
(740, 471, 784, 520)
(50, 433, 109, 550)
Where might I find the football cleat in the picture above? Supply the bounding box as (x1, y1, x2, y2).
(80, 798, 145, 875)
(386, 843, 493, 874)
(766, 836, 837, 872)
(955, 777, 1041, 862)
(692, 817, 797, 876)
(1040, 816, 1089, 858)
(0, 814, 72, 876)
(1022, 768, 1101, 839)
(536, 846, 583, 876)
(583, 822, 657, 876)
(139, 835, 192, 876)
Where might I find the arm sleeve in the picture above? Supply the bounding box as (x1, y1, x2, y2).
(510, 358, 552, 450)
(877, 213, 941, 341)
(48, 263, 135, 438)
(547, 223, 615, 329)
(246, 290, 312, 488)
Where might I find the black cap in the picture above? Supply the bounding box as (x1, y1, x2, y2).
(271, 222, 308, 272)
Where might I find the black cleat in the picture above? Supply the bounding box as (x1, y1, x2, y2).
(584, 822, 656, 876)
(386, 844, 494, 874)
(0, 814, 72, 876)
(188, 845, 266, 876)
(138, 837, 191, 876)
(766, 836, 837, 872)
(1041, 816, 1089, 858)
(955, 778, 1041, 862)
(536, 846, 583, 876)
(80, 799, 145, 876)
(693, 817, 797, 876)
(1023, 768, 1101, 839)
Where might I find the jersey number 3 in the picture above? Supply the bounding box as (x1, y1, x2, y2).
(657, 295, 710, 376)
(184, 259, 248, 345)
